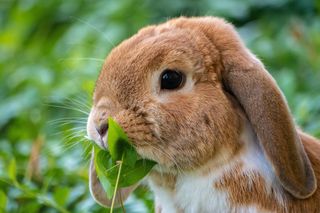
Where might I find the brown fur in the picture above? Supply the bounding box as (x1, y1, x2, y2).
(215, 133, 320, 212)
(88, 16, 320, 211)
(149, 170, 177, 191)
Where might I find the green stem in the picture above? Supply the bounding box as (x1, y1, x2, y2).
(110, 154, 124, 213)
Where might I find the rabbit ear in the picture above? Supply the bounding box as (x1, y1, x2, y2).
(172, 17, 317, 198)
(89, 152, 111, 207)
(223, 61, 317, 199)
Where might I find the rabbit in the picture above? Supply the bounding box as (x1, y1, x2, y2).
(86, 16, 320, 212)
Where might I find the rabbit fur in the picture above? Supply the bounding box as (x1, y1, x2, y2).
(87, 16, 320, 212)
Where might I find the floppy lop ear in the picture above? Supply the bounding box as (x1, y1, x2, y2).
(171, 17, 317, 199)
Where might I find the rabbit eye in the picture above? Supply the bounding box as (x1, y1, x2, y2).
(160, 69, 184, 90)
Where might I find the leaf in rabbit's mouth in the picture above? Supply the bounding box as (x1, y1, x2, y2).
(93, 117, 156, 202)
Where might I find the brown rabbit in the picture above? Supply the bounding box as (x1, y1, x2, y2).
(87, 16, 320, 212)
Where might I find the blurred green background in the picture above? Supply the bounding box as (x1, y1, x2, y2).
(0, 0, 319, 212)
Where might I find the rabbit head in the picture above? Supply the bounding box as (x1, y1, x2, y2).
(87, 16, 317, 201)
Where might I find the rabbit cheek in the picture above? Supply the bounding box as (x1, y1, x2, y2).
(147, 96, 234, 170)
(115, 110, 178, 167)
(113, 109, 158, 148)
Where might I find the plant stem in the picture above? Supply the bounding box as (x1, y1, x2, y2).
(110, 154, 124, 213)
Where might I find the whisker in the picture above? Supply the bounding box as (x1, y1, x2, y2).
(72, 94, 91, 105)
(82, 143, 93, 160)
(58, 57, 105, 63)
(51, 126, 86, 137)
(48, 120, 87, 127)
(63, 140, 83, 152)
(63, 126, 87, 132)
(65, 96, 92, 111)
(43, 94, 93, 159)
(155, 146, 185, 176)
(49, 123, 87, 129)
(45, 103, 89, 115)
(51, 135, 87, 155)
(63, 130, 87, 142)
(48, 116, 88, 122)
(131, 142, 186, 176)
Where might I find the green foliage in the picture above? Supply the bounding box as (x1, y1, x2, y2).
(0, 0, 319, 212)
(8, 159, 17, 183)
(107, 117, 132, 162)
(94, 118, 156, 199)
(0, 190, 7, 213)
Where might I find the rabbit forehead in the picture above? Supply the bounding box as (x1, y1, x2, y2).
(94, 24, 215, 105)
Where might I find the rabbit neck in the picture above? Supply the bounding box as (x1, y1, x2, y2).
(148, 120, 285, 213)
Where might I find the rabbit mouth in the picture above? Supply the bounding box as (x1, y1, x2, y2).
(98, 136, 107, 150)
(97, 130, 108, 150)
(85, 133, 108, 150)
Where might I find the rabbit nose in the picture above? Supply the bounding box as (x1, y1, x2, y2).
(96, 123, 108, 138)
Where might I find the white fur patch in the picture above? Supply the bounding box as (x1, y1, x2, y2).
(149, 170, 230, 213)
(239, 121, 286, 208)
(147, 121, 286, 212)
(87, 108, 108, 150)
(149, 167, 232, 212)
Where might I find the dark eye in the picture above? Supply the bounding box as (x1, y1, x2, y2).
(160, 69, 184, 90)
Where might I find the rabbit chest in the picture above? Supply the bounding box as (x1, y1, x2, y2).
(147, 124, 285, 213)
(148, 168, 233, 213)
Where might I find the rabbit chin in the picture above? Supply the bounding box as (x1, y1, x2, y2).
(135, 142, 236, 174)
(135, 146, 178, 170)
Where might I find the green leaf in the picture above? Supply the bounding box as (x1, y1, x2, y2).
(8, 158, 16, 182)
(100, 158, 156, 188)
(122, 146, 138, 168)
(93, 118, 157, 201)
(0, 190, 7, 212)
(107, 117, 130, 161)
(53, 187, 70, 207)
(22, 202, 40, 213)
(111, 160, 156, 187)
(94, 145, 115, 199)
